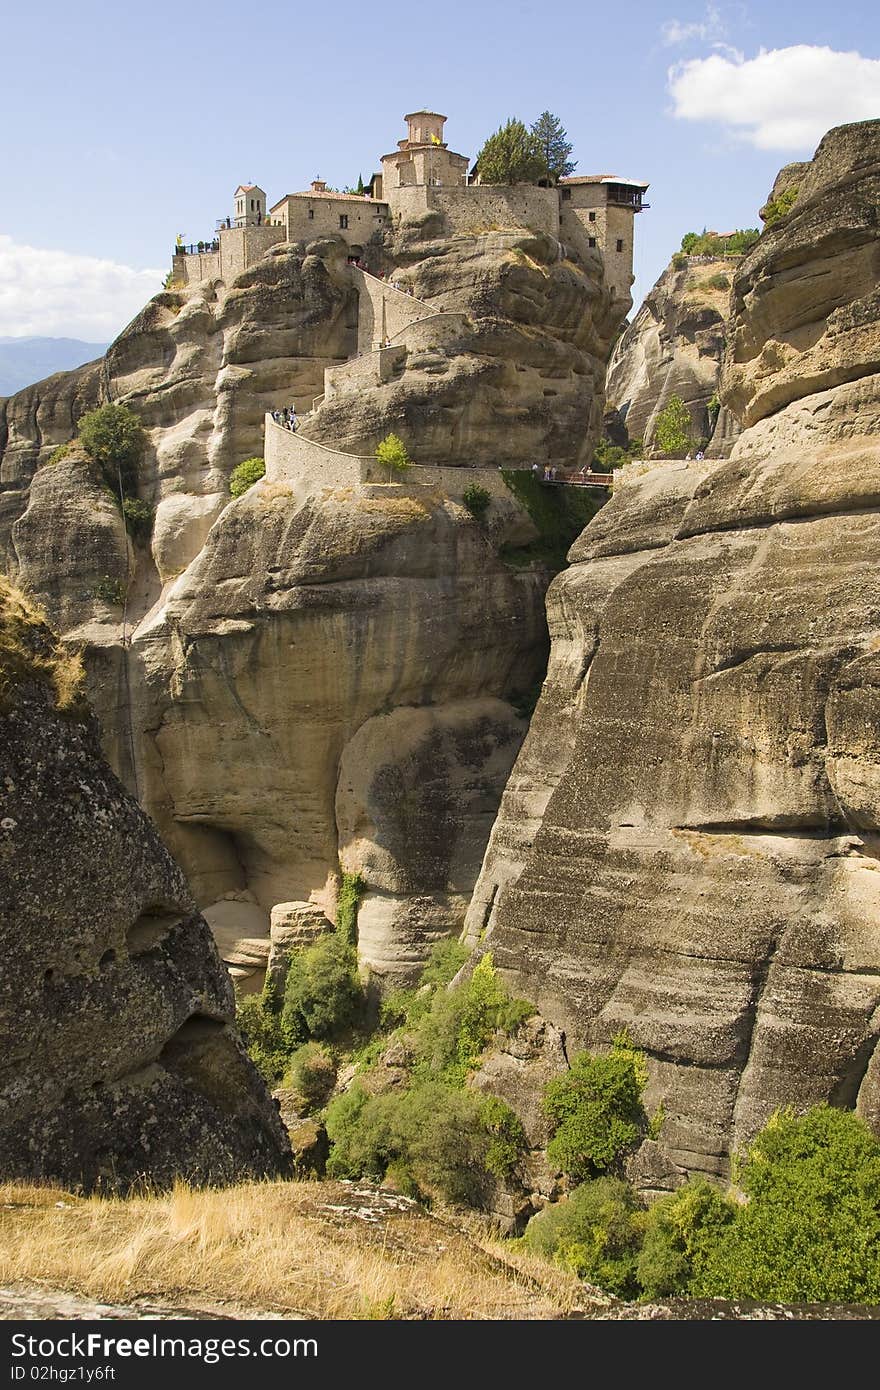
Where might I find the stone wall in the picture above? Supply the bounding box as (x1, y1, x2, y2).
(324, 346, 405, 400)
(352, 267, 428, 351)
(389, 184, 561, 238)
(172, 226, 284, 287)
(273, 197, 388, 250)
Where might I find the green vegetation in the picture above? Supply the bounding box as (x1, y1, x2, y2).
(229, 456, 266, 497)
(375, 432, 412, 482)
(335, 871, 364, 945)
(544, 1034, 650, 1183)
(121, 496, 154, 544)
(523, 1177, 646, 1296)
(475, 118, 547, 185)
(280, 930, 364, 1047)
(653, 394, 694, 457)
(679, 228, 760, 257)
(461, 482, 491, 521)
(704, 272, 731, 291)
(761, 185, 798, 227)
(695, 1106, 880, 1302)
(592, 437, 642, 471)
(77, 403, 146, 495)
(636, 1179, 735, 1298)
(0, 576, 85, 713)
(286, 1042, 337, 1111)
(500, 469, 605, 572)
(530, 111, 576, 182)
(325, 952, 531, 1205)
(47, 442, 73, 466)
(93, 576, 128, 607)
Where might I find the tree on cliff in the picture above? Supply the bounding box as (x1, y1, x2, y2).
(77, 402, 146, 494)
(474, 118, 547, 185)
(531, 111, 576, 183)
(653, 395, 694, 457)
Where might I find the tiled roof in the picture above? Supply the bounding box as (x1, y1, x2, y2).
(560, 175, 649, 187)
(270, 191, 386, 211)
(235, 184, 261, 193)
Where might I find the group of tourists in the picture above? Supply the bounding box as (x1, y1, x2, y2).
(532, 462, 560, 482)
(346, 256, 415, 294)
(272, 404, 298, 432)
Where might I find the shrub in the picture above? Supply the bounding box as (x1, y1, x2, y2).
(336, 871, 365, 945)
(375, 433, 411, 481)
(236, 993, 288, 1085)
(761, 186, 798, 227)
(695, 1106, 880, 1303)
(462, 482, 491, 521)
(671, 252, 688, 270)
(543, 1035, 648, 1183)
(500, 469, 605, 572)
(121, 496, 154, 544)
(326, 1079, 525, 1207)
(522, 1177, 645, 1297)
(77, 403, 146, 494)
(281, 930, 365, 1046)
(229, 456, 266, 497)
(653, 394, 694, 457)
(93, 576, 127, 607)
(47, 441, 72, 466)
(636, 1179, 736, 1298)
(413, 952, 533, 1086)
(286, 1041, 337, 1110)
(420, 937, 469, 989)
(705, 273, 730, 291)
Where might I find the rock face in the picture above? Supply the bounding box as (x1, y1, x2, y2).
(605, 256, 732, 455)
(0, 205, 624, 986)
(467, 121, 880, 1184)
(0, 581, 291, 1190)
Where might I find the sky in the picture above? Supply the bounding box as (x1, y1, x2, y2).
(1, 0, 878, 340)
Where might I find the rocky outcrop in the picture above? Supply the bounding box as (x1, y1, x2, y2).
(0, 206, 624, 986)
(467, 120, 880, 1185)
(0, 581, 291, 1190)
(605, 257, 732, 454)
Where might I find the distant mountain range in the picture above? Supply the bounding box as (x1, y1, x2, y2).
(0, 337, 107, 398)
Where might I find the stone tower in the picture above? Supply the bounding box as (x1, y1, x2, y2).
(559, 176, 649, 302)
(234, 184, 267, 227)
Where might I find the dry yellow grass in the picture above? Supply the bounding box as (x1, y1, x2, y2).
(0, 1180, 599, 1320)
(0, 575, 85, 712)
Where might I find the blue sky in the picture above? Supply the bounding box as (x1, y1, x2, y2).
(1, 0, 878, 338)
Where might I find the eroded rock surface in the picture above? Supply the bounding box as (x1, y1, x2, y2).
(0, 587, 291, 1190)
(468, 121, 880, 1183)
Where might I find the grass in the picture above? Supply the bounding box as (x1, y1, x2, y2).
(0, 576, 85, 713)
(0, 1180, 600, 1320)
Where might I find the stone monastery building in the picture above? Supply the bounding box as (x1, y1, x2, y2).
(173, 111, 648, 301)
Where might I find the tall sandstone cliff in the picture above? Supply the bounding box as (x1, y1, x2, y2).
(467, 120, 880, 1187)
(0, 580, 291, 1190)
(605, 255, 737, 457)
(0, 208, 623, 985)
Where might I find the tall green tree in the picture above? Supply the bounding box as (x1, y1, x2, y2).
(653, 394, 694, 457)
(531, 111, 576, 182)
(474, 118, 546, 185)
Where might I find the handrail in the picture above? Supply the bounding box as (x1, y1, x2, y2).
(352, 265, 431, 311)
(265, 413, 374, 463)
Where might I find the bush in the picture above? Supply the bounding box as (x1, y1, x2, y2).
(695, 1106, 880, 1303)
(413, 953, 533, 1086)
(522, 1178, 645, 1297)
(229, 456, 265, 497)
(678, 228, 760, 256)
(761, 186, 798, 227)
(121, 496, 154, 544)
(281, 930, 365, 1046)
(375, 433, 411, 481)
(326, 1079, 525, 1207)
(93, 576, 127, 607)
(543, 1035, 648, 1183)
(705, 273, 730, 291)
(462, 483, 491, 521)
(286, 1041, 337, 1110)
(336, 871, 364, 945)
(500, 469, 605, 572)
(236, 993, 288, 1085)
(77, 403, 146, 494)
(653, 394, 694, 457)
(671, 252, 688, 270)
(47, 441, 72, 466)
(636, 1179, 735, 1298)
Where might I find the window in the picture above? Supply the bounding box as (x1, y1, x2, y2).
(308, 208, 314, 219)
(588, 236, 597, 248)
(339, 214, 349, 229)
(616, 238, 624, 252)
(561, 187, 571, 200)
(251, 200, 255, 212)
(588, 211, 596, 222)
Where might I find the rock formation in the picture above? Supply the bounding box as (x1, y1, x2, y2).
(605, 256, 734, 456)
(0, 578, 291, 1190)
(0, 204, 624, 986)
(467, 119, 880, 1186)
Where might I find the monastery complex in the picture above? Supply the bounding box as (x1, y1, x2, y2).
(171, 111, 649, 302)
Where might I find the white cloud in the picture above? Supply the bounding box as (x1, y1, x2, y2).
(661, 3, 725, 46)
(668, 44, 880, 150)
(0, 236, 163, 340)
